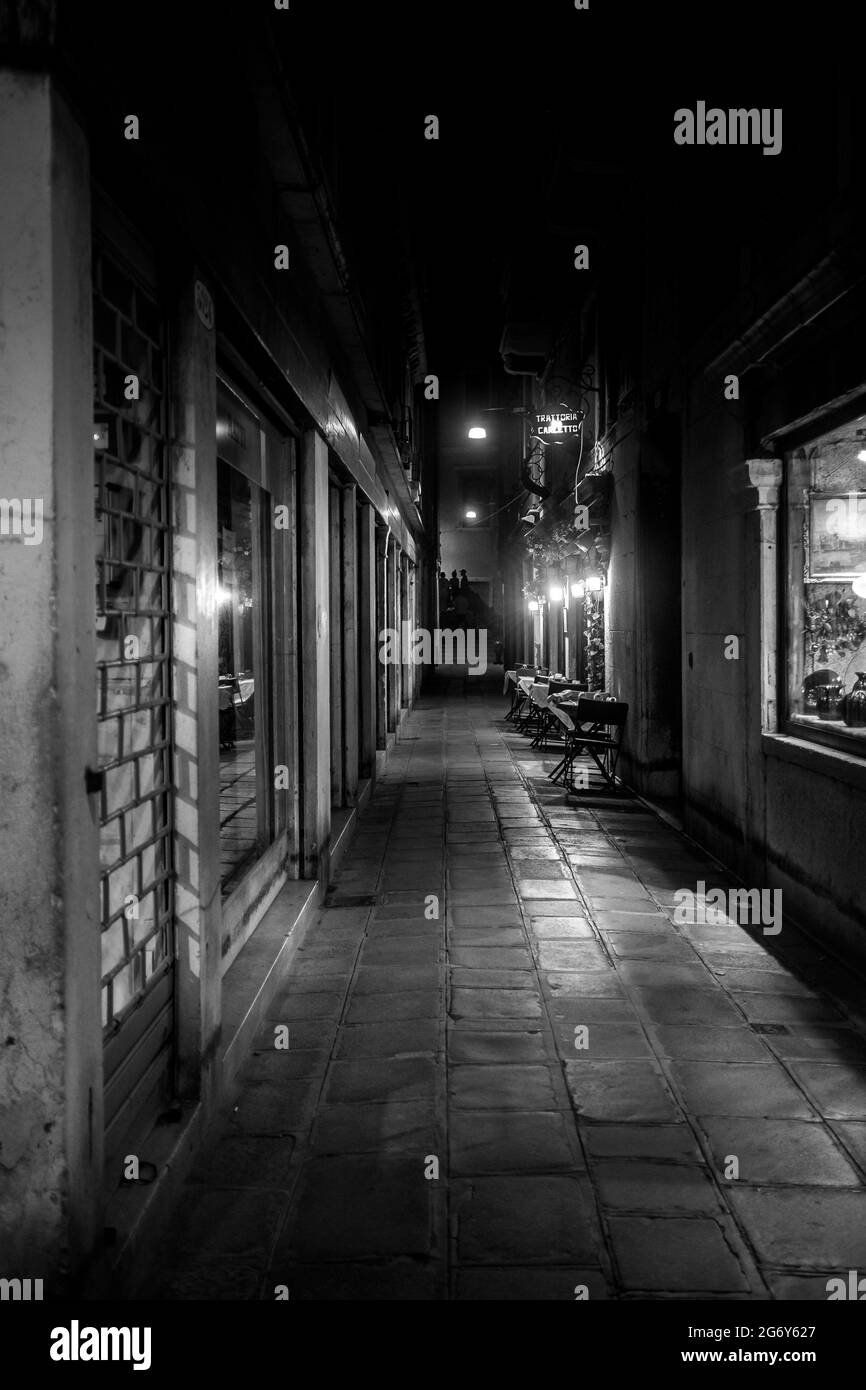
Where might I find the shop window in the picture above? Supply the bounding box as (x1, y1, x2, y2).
(784, 414, 866, 751)
(217, 458, 274, 890)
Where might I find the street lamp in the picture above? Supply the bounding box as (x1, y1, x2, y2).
(468, 426, 487, 439)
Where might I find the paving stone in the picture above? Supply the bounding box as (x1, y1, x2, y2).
(313, 1101, 437, 1155)
(450, 967, 537, 990)
(268, 1261, 443, 1300)
(766, 1027, 866, 1063)
(186, 1134, 297, 1188)
(324, 1057, 438, 1104)
(149, 1258, 266, 1300)
(365, 919, 443, 939)
(564, 1060, 681, 1122)
(171, 1189, 288, 1259)
(577, 873, 646, 896)
(582, 1125, 703, 1162)
(727, 1188, 866, 1268)
(631, 987, 746, 1027)
(448, 906, 524, 928)
(447, 928, 527, 950)
(450, 887, 519, 905)
(550, 974, 626, 1001)
(447, 1028, 548, 1064)
(592, 910, 675, 932)
(253, 1019, 335, 1052)
(518, 879, 579, 899)
(241, 1050, 328, 1083)
(607, 1216, 751, 1292)
(784, 1061, 866, 1119)
(586, 894, 657, 912)
(830, 1121, 866, 1172)
(228, 1080, 319, 1133)
(352, 965, 440, 995)
(669, 1061, 815, 1118)
(537, 941, 610, 971)
(345, 990, 440, 1024)
(528, 916, 594, 938)
(528, 899, 591, 917)
(267, 988, 346, 1021)
(513, 862, 568, 881)
(711, 967, 814, 996)
(450, 946, 533, 970)
(615, 961, 714, 988)
(763, 1272, 846, 1301)
(275, 1157, 433, 1260)
(455, 1175, 600, 1264)
(358, 940, 441, 966)
(449, 1064, 559, 1110)
(605, 932, 700, 963)
(450, 988, 543, 1020)
(334, 1020, 439, 1059)
(508, 844, 562, 860)
(648, 1024, 771, 1062)
(563, 1021, 655, 1060)
(593, 1161, 722, 1213)
(453, 1267, 609, 1300)
(544, 967, 625, 1000)
(450, 1110, 577, 1173)
(699, 1116, 861, 1185)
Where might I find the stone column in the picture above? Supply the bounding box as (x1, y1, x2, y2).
(299, 431, 331, 876)
(170, 272, 221, 1115)
(341, 484, 359, 802)
(400, 552, 411, 708)
(0, 70, 102, 1282)
(328, 483, 344, 809)
(388, 540, 399, 731)
(375, 522, 389, 748)
(358, 504, 377, 778)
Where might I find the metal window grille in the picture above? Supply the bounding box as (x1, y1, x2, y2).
(93, 245, 175, 1038)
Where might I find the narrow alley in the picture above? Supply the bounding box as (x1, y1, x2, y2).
(4, 0, 866, 1343)
(143, 672, 866, 1301)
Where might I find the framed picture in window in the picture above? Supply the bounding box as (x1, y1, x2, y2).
(807, 492, 866, 579)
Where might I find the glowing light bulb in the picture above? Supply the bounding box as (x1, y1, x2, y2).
(468, 426, 487, 439)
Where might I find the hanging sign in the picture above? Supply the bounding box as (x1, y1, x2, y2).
(535, 411, 582, 437)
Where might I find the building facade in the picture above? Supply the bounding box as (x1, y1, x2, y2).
(0, 4, 433, 1290)
(495, 83, 866, 966)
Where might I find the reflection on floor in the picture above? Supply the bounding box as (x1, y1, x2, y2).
(219, 740, 257, 890)
(146, 670, 866, 1300)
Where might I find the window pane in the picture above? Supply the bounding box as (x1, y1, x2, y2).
(786, 416, 866, 748)
(218, 459, 265, 889)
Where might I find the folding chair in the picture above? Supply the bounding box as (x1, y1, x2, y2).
(506, 664, 537, 721)
(533, 680, 587, 749)
(563, 698, 628, 793)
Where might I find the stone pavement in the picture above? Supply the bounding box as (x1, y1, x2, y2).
(143, 670, 866, 1300)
